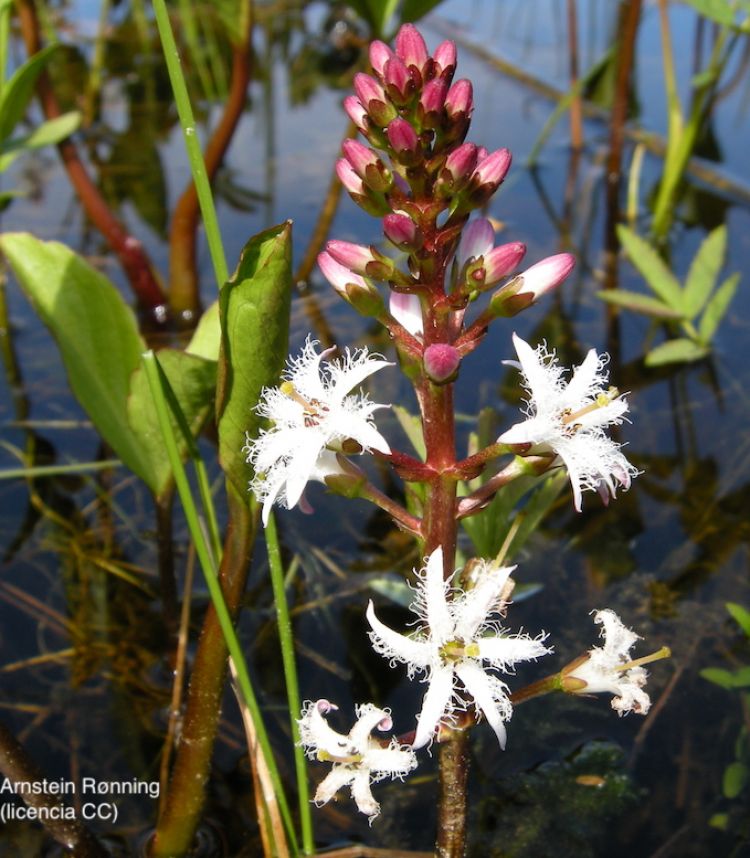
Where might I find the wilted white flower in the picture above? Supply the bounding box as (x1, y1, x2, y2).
(366, 547, 550, 749)
(499, 333, 638, 511)
(298, 699, 417, 821)
(244, 337, 392, 525)
(562, 609, 664, 715)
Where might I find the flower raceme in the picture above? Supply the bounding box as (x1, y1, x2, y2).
(298, 700, 417, 821)
(499, 333, 638, 511)
(367, 547, 550, 749)
(244, 338, 392, 526)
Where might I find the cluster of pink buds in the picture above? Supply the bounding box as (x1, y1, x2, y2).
(319, 23, 575, 383)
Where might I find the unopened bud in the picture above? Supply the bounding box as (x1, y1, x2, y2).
(384, 56, 414, 103)
(318, 251, 384, 316)
(483, 242, 526, 286)
(352, 74, 395, 126)
(395, 23, 428, 72)
(336, 158, 364, 195)
(383, 213, 422, 250)
(342, 139, 393, 193)
(369, 40, 394, 79)
(457, 218, 494, 267)
(390, 291, 423, 337)
(445, 79, 473, 118)
(438, 142, 478, 193)
(433, 40, 457, 78)
(424, 343, 461, 383)
(343, 96, 368, 133)
(420, 78, 448, 116)
(471, 148, 512, 188)
(325, 240, 375, 274)
(387, 117, 419, 156)
(515, 253, 575, 299)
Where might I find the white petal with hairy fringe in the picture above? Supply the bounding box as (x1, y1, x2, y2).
(244, 337, 392, 525)
(297, 700, 417, 821)
(499, 333, 638, 511)
(366, 547, 549, 749)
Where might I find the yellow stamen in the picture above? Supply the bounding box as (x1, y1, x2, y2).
(561, 386, 620, 426)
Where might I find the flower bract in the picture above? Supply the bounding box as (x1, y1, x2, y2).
(499, 333, 638, 511)
(244, 337, 392, 525)
(297, 700, 417, 821)
(366, 547, 549, 749)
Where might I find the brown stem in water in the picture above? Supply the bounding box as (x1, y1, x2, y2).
(14, 0, 166, 315)
(0, 720, 106, 857)
(566, 0, 583, 150)
(436, 730, 470, 858)
(168, 28, 254, 319)
(150, 484, 258, 857)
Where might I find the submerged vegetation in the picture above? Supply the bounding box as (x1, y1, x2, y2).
(0, 1, 749, 857)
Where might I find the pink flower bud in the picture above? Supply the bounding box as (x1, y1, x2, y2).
(476, 146, 489, 162)
(325, 240, 375, 274)
(369, 40, 394, 78)
(484, 242, 526, 284)
(420, 78, 448, 114)
(433, 40, 457, 75)
(354, 73, 386, 109)
(342, 139, 379, 177)
(457, 218, 495, 266)
(472, 148, 512, 187)
(389, 291, 423, 337)
(424, 343, 461, 383)
(387, 117, 418, 154)
(443, 142, 478, 184)
(445, 79, 473, 117)
(343, 96, 368, 132)
(336, 158, 364, 195)
(383, 213, 419, 248)
(517, 253, 576, 298)
(384, 56, 411, 96)
(318, 251, 368, 293)
(395, 23, 428, 71)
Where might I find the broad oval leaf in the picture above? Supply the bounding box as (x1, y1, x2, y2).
(217, 221, 293, 496)
(722, 762, 748, 799)
(127, 349, 217, 499)
(726, 602, 750, 638)
(617, 225, 685, 314)
(684, 225, 726, 318)
(645, 338, 709, 366)
(0, 232, 152, 482)
(700, 667, 736, 689)
(186, 299, 221, 361)
(597, 289, 683, 319)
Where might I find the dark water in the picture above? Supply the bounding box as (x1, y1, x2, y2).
(1, 1, 750, 855)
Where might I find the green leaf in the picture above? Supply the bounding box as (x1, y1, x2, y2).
(0, 233, 152, 483)
(700, 667, 736, 689)
(393, 404, 426, 459)
(682, 0, 739, 28)
(726, 602, 750, 638)
(0, 111, 81, 171)
(684, 225, 726, 318)
(369, 0, 399, 33)
(617, 225, 685, 313)
(400, 0, 444, 24)
(127, 349, 216, 498)
(698, 273, 740, 343)
(723, 762, 748, 799)
(597, 289, 683, 319)
(217, 222, 293, 496)
(503, 471, 568, 562)
(709, 813, 729, 830)
(644, 338, 710, 366)
(186, 299, 221, 361)
(731, 667, 750, 687)
(0, 44, 60, 143)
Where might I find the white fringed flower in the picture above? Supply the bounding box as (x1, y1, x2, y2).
(244, 337, 392, 525)
(563, 609, 656, 715)
(499, 333, 638, 511)
(298, 700, 417, 822)
(366, 547, 550, 750)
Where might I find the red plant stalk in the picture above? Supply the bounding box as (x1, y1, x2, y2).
(14, 0, 166, 314)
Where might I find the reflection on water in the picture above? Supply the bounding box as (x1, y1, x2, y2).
(1, 1, 750, 855)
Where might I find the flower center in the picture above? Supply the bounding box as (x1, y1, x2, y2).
(560, 386, 620, 432)
(280, 381, 329, 427)
(440, 639, 480, 662)
(316, 750, 362, 765)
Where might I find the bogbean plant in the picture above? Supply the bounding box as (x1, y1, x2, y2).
(245, 24, 670, 855)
